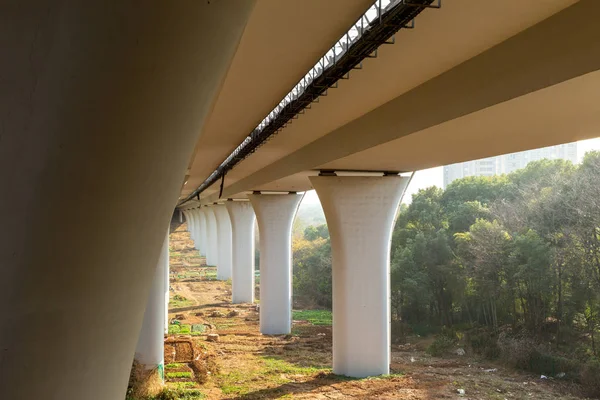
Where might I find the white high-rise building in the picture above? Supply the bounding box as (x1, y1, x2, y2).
(443, 143, 578, 188)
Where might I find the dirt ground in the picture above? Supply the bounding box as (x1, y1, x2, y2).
(166, 222, 591, 400)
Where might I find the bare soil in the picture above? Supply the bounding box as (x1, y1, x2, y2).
(166, 222, 591, 399)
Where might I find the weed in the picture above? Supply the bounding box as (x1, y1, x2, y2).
(150, 387, 205, 399)
(292, 309, 332, 326)
(179, 325, 191, 334)
(166, 371, 192, 379)
(165, 363, 186, 370)
(169, 294, 193, 309)
(261, 356, 329, 375)
(427, 334, 456, 357)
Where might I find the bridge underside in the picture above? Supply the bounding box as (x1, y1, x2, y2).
(191, 0, 598, 203)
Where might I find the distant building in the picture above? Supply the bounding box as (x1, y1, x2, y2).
(443, 143, 577, 188)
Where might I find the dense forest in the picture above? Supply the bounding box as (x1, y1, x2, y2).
(292, 152, 600, 395)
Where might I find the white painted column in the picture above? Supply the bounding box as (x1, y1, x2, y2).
(135, 230, 170, 381)
(191, 208, 203, 253)
(310, 175, 409, 377)
(214, 204, 233, 280)
(248, 193, 303, 334)
(226, 201, 256, 303)
(182, 210, 191, 232)
(204, 206, 219, 267)
(199, 207, 209, 259)
(195, 208, 207, 257)
(187, 210, 198, 246)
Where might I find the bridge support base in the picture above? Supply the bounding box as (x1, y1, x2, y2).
(226, 201, 257, 304)
(0, 2, 253, 398)
(135, 231, 170, 385)
(197, 209, 208, 257)
(205, 206, 219, 267)
(249, 193, 303, 334)
(310, 175, 410, 377)
(214, 204, 233, 280)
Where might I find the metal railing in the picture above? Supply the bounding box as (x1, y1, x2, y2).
(179, 0, 439, 205)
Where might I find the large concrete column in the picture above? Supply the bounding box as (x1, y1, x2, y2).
(199, 207, 210, 259)
(225, 201, 256, 303)
(187, 209, 198, 246)
(214, 204, 233, 280)
(195, 208, 207, 257)
(135, 230, 170, 381)
(310, 175, 409, 377)
(0, 2, 254, 399)
(204, 206, 219, 267)
(248, 193, 303, 334)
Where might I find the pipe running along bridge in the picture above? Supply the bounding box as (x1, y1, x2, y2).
(2, 0, 599, 398)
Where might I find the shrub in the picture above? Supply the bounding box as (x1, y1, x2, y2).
(427, 335, 456, 357)
(467, 328, 500, 359)
(497, 332, 579, 376)
(179, 325, 191, 334)
(581, 359, 600, 398)
(497, 333, 537, 369)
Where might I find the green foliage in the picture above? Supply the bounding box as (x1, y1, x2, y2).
(165, 363, 185, 369)
(581, 359, 600, 397)
(170, 295, 193, 308)
(179, 325, 191, 334)
(426, 334, 456, 357)
(467, 328, 500, 359)
(293, 225, 332, 308)
(150, 388, 205, 400)
(303, 224, 329, 241)
(292, 309, 332, 326)
(166, 371, 192, 379)
(168, 324, 181, 334)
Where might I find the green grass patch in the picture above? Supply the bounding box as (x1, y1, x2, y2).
(168, 381, 197, 389)
(292, 309, 332, 326)
(148, 387, 205, 399)
(261, 356, 329, 375)
(170, 294, 193, 308)
(179, 324, 191, 334)
(168, 324, 181, 334)
(165, 363, 186, 370)
(166, 371, 192, 379)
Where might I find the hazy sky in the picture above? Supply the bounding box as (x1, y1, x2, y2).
(302, 137, 600, 206)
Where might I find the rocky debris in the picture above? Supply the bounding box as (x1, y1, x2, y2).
(457, 388, 465, 396)
(227, 309, 240, 317)
(195, 311, 204, 317)
(456, 348, 466, 356)
(175, 313, 186, 320)
(210, 310, 224, 317)
(207, 333, 220, 342)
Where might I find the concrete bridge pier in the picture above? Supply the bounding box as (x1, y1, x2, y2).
(310, 175, 410, 378)
(187, 210, 199, 248)
(196, 208, 208, 257)
(214, 204, 233, 280)
(249, 193, 303, 334)
(0, 1, 254, 398)
(226, 201, 257, 304)
(135, 230, 170, 382)
(205, 206, 219, 267)
(191, 208, 204, 256)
